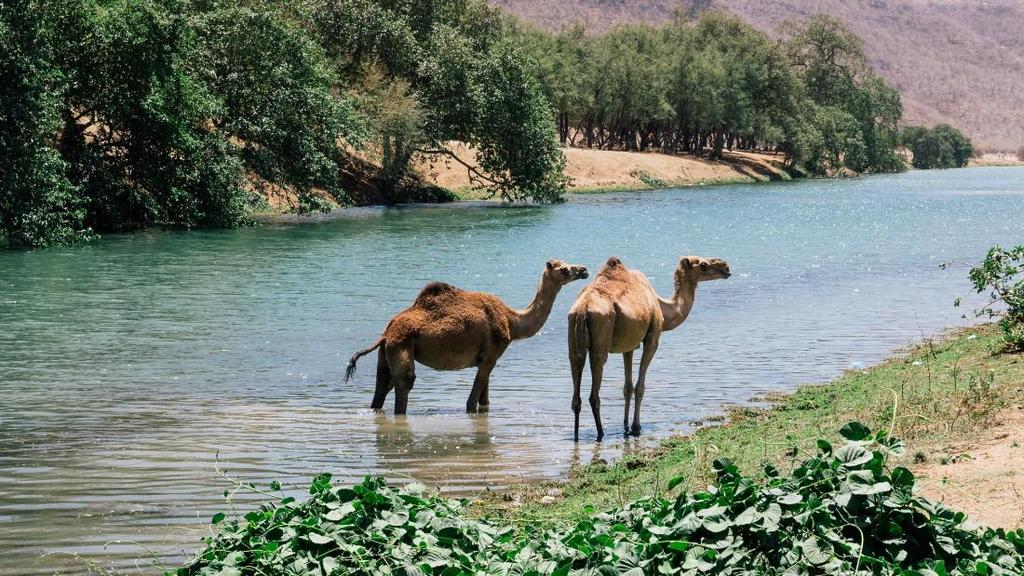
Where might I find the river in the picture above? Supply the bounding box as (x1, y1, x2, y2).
(2, 167, 1023, 574)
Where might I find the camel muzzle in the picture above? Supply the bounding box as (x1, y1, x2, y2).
(575, 268, 589, 279)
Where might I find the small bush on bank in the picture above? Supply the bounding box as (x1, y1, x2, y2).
(961, 245, 1024, 351)
(628, 169, 668, 189)
(173, 423, 1023, 576)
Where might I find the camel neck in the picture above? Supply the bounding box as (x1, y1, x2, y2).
(510, 277, 561, 340)
(659, 275, 697, 332)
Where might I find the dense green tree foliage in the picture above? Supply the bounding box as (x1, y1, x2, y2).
(781, 16, 904, 175)
(902, 124, 974, 169)
(0, 1, 89, 247)
(514, 12, 905, 176)
(2, 0, 566, 247)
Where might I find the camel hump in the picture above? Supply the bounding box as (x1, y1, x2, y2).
(597, 257, 628, 279)
(414, 281, 461, 306)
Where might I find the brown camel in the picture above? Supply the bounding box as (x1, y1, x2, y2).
(568, 255, 730, 441)
(346, 259, 589, 414)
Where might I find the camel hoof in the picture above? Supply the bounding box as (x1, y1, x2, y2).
(595, 432, 604, 442)
(629, 425, 642, 436)
(477, 403, 490, 412)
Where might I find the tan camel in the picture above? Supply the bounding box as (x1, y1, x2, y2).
(568, 255, 730, 441)
(346, 260, 589, 414)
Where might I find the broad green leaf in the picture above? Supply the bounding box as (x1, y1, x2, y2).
(835, 445, 873, 467)
(839, 421, 871, 441)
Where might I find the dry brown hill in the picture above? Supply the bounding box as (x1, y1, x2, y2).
(495, 0, 1024, 151)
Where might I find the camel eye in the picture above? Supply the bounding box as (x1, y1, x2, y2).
(700, 262, 708, 269)
(561, 269, 569, 276)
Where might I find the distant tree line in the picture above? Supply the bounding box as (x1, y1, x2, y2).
(3, 1, 972, 249)
(900, 125, 974, 169)
(1, 0, 565, 248)
(513, 13, 905, 176)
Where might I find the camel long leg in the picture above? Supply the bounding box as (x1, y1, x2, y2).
(588, 346, 609, 442)
(478, 377, 490, 410)
(370, 346, 392, 410)
(466, 357, 497, 413)
(387, 343, 416, 415)
(630, 331, 659, 436)
(622, 350, 634, 434)
(569, 313, 588, 442)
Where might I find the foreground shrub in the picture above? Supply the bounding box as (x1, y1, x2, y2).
(174, 423, 1023, 576)
(962, 245, 1024, 351)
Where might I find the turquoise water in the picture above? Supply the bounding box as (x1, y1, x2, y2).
(1, 167, 1023, 573)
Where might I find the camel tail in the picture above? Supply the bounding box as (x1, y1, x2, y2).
(568, 311, 589, 363)
(345, 337, 384, 382)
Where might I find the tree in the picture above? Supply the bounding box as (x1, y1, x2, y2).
(313, 0, 567, 202)
(472, 41, 568, 202)
(797, 105, 866, 175)
(932, 124, 973, 167)
(52, 0, 250, 231)
(781, 15, 903, 174)
(191, 5, 366, 201)
(0, 0, 90, 247)
(902, 124, 973, 169)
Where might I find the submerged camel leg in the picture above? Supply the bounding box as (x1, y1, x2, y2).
(588, 347, 609, 441)
(478, 347, 505, 411)
(622, 350, 634, 434)
(630, 331, 659, 436)
(569, 313, 589, 442)
(388, 344, 415, 415)
(478, 378, 490, 411)
(466, 357, 497, 413)
(370, 347, 392, 410)
(570, 343, 586, 442)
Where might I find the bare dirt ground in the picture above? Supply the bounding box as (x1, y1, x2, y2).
(969, 153, 1024, 167)
(421, 144, 789, 193)
(915, 405, 1024, 529)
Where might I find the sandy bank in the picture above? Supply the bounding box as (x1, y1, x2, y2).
(420, 144, 792, 195)
(970, 152, 1024, 167)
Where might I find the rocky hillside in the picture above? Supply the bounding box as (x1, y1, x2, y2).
(495, 0, 1024, 151)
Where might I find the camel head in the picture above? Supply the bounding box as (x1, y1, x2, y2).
(678, 256, 731, 283)
(544, 259, 589, 286)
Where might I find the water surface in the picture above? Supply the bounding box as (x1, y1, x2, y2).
(2, 167, 1023, 574)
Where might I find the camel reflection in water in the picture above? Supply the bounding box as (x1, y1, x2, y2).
(368, 410, 659, 495)
(370, 412, 513, 492)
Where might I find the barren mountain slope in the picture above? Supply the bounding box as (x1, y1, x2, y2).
(495, 0, 1024, 150)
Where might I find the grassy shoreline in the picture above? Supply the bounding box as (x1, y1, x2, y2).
(481, 324, 1023, 527)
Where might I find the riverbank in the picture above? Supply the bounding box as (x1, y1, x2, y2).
(970, 152, 1024, 167)
(484, 324, 1024, 529)
(421, 144, 793, 197)
(253, 145, 794, 214)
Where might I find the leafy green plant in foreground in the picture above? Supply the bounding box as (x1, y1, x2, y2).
(175, 423, 1023, 576)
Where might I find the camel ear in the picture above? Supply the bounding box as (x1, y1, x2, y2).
(680, 256, 694, 269)
(546, 260, 555, 270)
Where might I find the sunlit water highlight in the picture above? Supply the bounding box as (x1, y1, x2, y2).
(1, 167, 1023, 574)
